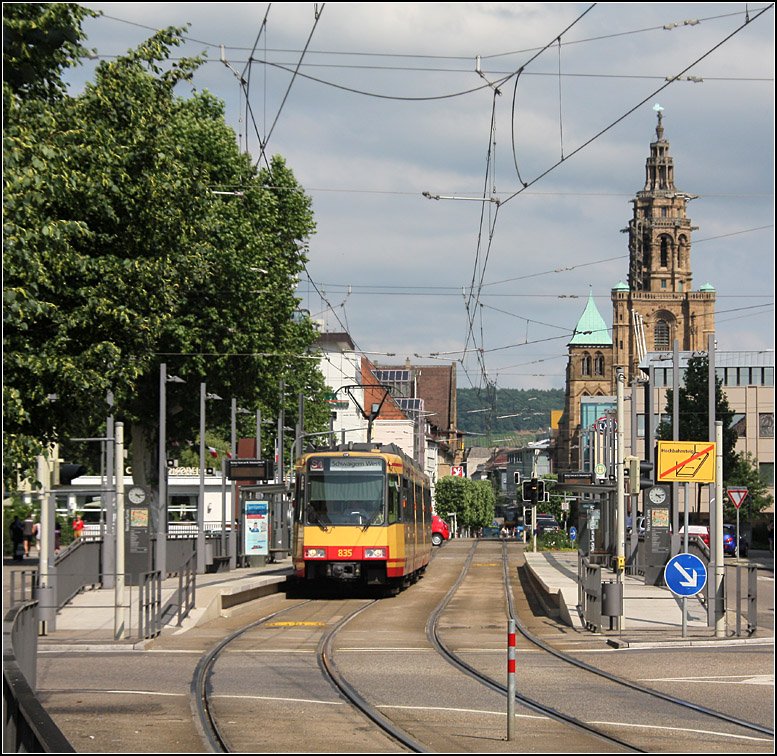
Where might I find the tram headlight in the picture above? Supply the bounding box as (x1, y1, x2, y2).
(364, 548, 386, 559)
(305, 548, 326, 559)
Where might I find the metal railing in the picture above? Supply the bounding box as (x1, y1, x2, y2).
(3, 602, 74, 753)
(139, 570, 162, 639)
(725, 561, 758, 636)
(578, 554, 603, 632)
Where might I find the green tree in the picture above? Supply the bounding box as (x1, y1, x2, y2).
(657, 355, 738, 481)
(3, 26, 328, 489)
(723, 452, 773, 523)
(3, 3, 97, 102)
(434, 476, 495, 532)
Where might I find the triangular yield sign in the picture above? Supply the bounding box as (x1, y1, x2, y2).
(726, 487, 748, 509)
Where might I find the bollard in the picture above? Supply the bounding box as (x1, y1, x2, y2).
(507, 618, 516, 740)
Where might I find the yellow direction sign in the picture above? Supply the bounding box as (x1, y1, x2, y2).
(657, 441, 717, 483)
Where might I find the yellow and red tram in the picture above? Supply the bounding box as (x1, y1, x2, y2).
(292, 442, 432, 591)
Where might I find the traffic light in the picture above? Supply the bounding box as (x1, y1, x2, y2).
(521, 478, 545, 502)
(58, 463, 87, 485)
(625, 455, 640, 494)
(639, 459, 654, 491)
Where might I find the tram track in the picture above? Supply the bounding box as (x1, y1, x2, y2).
(191, 540, 771, 753)
(192, 593, 425, 753)
(428, 538, 772, 753)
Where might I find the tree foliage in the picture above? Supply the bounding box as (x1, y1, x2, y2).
(3, 3, 97, 102)
(657, 356, 738, 481)
(434, 476, 495, 532)
(3, 23, 328, 488)
(723, 453, 773, 522)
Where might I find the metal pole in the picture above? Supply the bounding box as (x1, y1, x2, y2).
(531, 452, 538, 553)
(157, 364, 167, 577)
(616, 367, 625, 630)
(115, 421, 126, 640)
(198, 382, 206, 574)
(277, 380, 285, 485)
(507, 618, 516, 741)
(230, 400, 238, 570)
(104, 393, 115, 589)
(672, 339, 680, 557)
(256, 408, 262, 459)
(714, 420, 725, 637)
(682, 481, 690, 638)
(629, 378, 639, 563)
(707, 333, 717, 626)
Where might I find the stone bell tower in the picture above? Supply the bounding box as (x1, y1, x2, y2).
(611, 108, 716, 383)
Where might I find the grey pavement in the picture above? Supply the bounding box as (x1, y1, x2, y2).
(523, 546, 774, 648)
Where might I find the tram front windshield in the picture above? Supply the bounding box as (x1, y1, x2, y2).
(307, 471, 386, 527)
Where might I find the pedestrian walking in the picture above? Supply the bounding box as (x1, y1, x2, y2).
(22, 513, 34, 556)
(11, 516, 25, 559)
(72, 515, 85, 541)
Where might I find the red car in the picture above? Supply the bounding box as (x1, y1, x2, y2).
(432, 515, 450, 546)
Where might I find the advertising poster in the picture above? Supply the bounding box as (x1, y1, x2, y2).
(244, 500, 269, 556)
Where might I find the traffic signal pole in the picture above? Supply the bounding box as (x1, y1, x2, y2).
(616, 367, 626, 630)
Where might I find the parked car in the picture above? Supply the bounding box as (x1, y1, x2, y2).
(678, 524, 710, 547)
(723, 524, 749, 557)
(534, 513, 560, 536)
(432, 514, 450, 546)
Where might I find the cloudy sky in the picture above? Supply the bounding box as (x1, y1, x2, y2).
(68, 3, 774, 391)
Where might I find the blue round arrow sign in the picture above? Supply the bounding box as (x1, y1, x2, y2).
(664, 553, 707, 597)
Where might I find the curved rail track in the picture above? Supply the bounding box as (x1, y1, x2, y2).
(192, 540, 772, 752)
(428, 539, 773, 753)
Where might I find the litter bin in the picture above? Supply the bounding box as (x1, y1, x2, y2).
(601, 580, 623, 617)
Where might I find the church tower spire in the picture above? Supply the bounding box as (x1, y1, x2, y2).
(628, 105, 696, 293)
(612, 106, 716, 382)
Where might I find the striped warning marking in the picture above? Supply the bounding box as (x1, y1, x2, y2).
(266, 621, 326, 627)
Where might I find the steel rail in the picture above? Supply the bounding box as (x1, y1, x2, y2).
(502, 542, 774, 739)
(427, 539, 645, 753)
(318, 598, 430, 753)
(191, 600, 312, 752)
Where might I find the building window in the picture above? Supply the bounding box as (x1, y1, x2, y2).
(594, 352, 605, 376)
(730, 414, 746, 438)
(654, 320, 670, 350)
(759, 462, 774, 488)
(660, 236, 670, 266)
(759, 413, 774, 438)
(636, 414, 645, 438)
(581, 353, 592, 376)
(661, 279, 667, 289)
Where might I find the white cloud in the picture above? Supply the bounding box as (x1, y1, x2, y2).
(71, 2, 774, 388)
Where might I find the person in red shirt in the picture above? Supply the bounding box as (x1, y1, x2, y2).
(72, 515, 85, 540)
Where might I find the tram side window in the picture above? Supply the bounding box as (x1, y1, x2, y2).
(388, 475, 401, 523)
(294, 475, 304, 523)
(402, 478, 410, 522)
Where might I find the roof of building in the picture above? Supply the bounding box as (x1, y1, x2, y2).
(314, 331, 356, 351)
(568, 291, 612, 346)
(638, 350, 774, 371)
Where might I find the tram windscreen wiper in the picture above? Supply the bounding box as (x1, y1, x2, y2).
(307, 507, 330, 532)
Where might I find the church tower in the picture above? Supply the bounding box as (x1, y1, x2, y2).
(559, 290, 613, 470)
(611, 108, 716, 382)
(560, 110, 717, 470)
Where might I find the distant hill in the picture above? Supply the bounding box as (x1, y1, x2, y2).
(457, 387, 564, 445)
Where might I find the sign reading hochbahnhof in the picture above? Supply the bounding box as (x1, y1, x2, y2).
(657, 441, 717, 484)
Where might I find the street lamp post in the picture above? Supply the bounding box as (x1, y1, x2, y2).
(230, 401, 253, 569)
(198, 383, 222, 573)
(158, 363, 184, 577)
